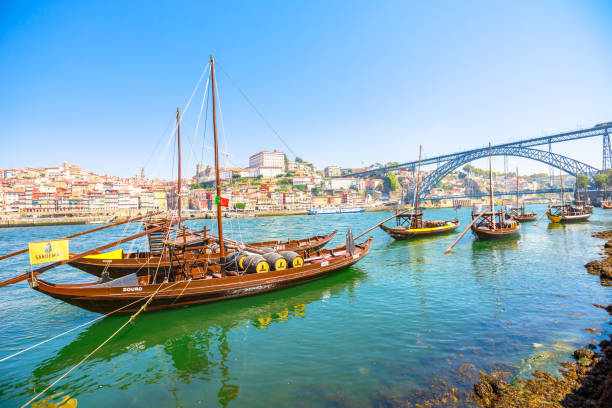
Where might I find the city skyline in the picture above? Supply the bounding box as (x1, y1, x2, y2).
(1, 1, 611, 179)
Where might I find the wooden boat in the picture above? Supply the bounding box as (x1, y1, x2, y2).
(380, 145, 459, 240)
(68, 230, 338, 279)
(23, 56, 373, 315)
(380, 212, 459, 240)
(505, 169, 536, 222)
(470, 144, 520, 240)
(29, 238, 372, 315)
(546, 172, 591, 223)
(601, 185, 612, 209)
(546, 204, 591, 223)
(471, 208, 521, 240)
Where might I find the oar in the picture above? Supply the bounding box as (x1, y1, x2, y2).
(0, 221, 173, 289)
(533, 205, 551, 226)
(354, 207, 414, 240)
(0, 211, 163, 262)
(444, 206, 491, 254)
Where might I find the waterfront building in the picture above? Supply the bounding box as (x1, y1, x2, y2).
(249, 150, 285, 170)
(324, 165, 342, 178)
(326, 178, 365, 191)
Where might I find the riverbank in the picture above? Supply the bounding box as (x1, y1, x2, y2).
(0, 206, 398, 228)
(472, 229, 612, 407)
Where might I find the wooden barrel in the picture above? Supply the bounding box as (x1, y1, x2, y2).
(243, 255, 270, 273)
(262, 252, 287, 271)
(226, 251, 247, 270)
(279, 251, 304, 268)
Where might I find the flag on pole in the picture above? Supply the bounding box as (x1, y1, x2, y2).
(215, 196, 229, 207)
(28, 239, 69, 265)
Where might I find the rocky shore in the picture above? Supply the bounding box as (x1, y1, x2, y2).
(472, 229, 612, 407)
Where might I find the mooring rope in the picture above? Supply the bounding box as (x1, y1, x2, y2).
(20, 281, 169, 408)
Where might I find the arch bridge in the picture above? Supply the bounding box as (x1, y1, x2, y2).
(340, 122, 612, 200)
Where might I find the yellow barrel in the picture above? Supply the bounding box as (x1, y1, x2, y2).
(262, 252, 287, 271)
(243, 255, 270, 273)
(227, 251, 248, 270)
(279, 251, 304, 268)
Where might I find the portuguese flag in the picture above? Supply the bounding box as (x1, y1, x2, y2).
(215, 196, 229, 207)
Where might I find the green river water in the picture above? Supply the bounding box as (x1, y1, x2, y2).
(0, 205, 611, 407)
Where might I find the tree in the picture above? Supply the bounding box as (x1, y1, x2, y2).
(576, 174, 589, 189)
(284, 154, 289, 165)
(385, 172, 398, 191)
(233, 202, 246, 210)
(593, 173, 609, 189)
(295, 157, 304, 163)
(295, 184, 307, 191)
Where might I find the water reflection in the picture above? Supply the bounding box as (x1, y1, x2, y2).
(22, 268, 367, 407)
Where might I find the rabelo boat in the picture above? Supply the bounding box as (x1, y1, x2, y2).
(25, 56, 373, 314)
(380, 145, 459, 240)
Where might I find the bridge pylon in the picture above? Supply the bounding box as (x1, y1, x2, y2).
(603, 130, 612, 170)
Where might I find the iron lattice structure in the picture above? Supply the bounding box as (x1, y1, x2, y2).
(344, 122, 612, 178)
(603, 130, 612, 170)
(418, 146, 598, 199)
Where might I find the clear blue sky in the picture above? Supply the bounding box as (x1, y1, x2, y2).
(1, 0, 611, 179)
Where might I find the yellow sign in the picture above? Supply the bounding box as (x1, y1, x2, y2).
(28, 239, 69, 265)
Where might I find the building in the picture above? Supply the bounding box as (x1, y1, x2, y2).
(324, 166, 342, 178)
(326, 177, 365, 191)
(249, 150, 285, 170)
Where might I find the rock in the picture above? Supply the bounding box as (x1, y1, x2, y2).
(588, 343, 597, 350)
(474, 378, 493, 401)
(601, 266, 612, 280)
(585, 260, 603, 275)
(574, 348, 595, 360)
(605, 240, 612, 248)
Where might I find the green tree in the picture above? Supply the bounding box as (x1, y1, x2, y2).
(295, 157, 304, 163)
(233, 202, 246, 210)
(295, 184, 307, 191)
(575, 174, 589, 189)
(385, 172, 398, 191)
(593, 173, 608, 189)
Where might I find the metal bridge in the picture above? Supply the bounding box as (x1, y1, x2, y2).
(341, 122, 612, 200)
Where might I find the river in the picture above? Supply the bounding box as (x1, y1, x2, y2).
(1, 205, 611, 407)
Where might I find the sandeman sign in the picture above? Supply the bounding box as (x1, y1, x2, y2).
(28, 239, 69, 265)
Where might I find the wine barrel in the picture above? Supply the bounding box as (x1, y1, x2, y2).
(243, 255, 270, 273)
(226, 251, 247, 270)
(279, 251, 304, 268)
(262, 252, 287, 271)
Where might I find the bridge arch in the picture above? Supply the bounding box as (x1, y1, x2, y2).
(418, 146, 599, 199)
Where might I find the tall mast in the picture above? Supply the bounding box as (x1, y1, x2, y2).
(489, 143, 495, 229)
(176, 108, 182, 228)
(210, 55, 225, 257)
(560, 171, 564, 207)
(516, 168, 519, 208)
(414, 145, 422, 226)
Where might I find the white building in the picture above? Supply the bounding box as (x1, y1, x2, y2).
(324, 166, 342, 178)
(249, 150, 285, 170)
(326, 178, 365, 191)
(255, 167, 284, 178)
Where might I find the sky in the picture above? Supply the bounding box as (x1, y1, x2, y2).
(1, 0, 611, 180)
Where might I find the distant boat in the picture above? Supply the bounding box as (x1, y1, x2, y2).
(546, 172, 591, 223)
(308, 206, 364, 215)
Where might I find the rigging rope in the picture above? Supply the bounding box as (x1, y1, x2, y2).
(20, 283, 165, 408)
(215, 58, 298, 159)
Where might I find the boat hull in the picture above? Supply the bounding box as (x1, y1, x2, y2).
(68, 231, 337, 279)
(546, 211, 591, 223)
(380, 219, 459, 240)
(32, 239, 372, 315)
(471, 224, 520, 240)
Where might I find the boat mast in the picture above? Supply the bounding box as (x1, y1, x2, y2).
(489, 143, 495, 229)
(176, 108, 182, 229)
(414, 145, 422, 227)
(516, 168, 519, 209)
(560, 171, 564, 207)
(210, 55, 225, 257)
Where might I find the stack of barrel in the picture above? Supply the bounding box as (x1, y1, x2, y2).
(226, 248, 304, 274)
